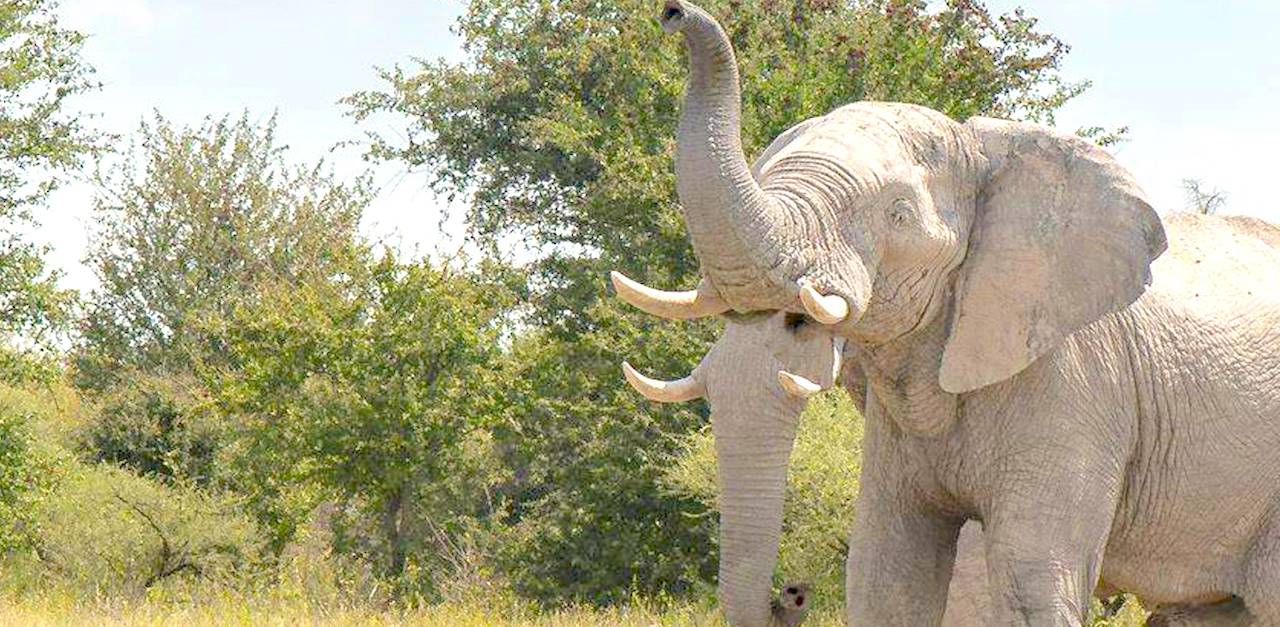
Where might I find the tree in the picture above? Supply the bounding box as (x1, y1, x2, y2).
(1181, 178, 1228, 215)
(0, 0, 103, 380)
(209, 252, 515, 581)
(77, 112, 373, 391)
(343, 0, 1110, 605)
(74, 112, 375, 508)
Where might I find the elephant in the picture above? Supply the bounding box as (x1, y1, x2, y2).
(612, 1, 1280, 625)
(614, 293, 998, 626)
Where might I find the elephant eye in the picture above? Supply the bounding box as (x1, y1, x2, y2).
(889, 198, 913, 227)
(784, 312, 810, 332)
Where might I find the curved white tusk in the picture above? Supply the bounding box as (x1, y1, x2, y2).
(622, 361, 705, 403)
(831, 337, 847, 383)
(798, 282, 850, 325)
(610, 271, 730, 320)
(778, 370, 822, 398)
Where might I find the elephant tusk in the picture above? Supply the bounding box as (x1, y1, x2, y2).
(831, 336, 847, 383)
(611, 271, 731, 320)
(777, 370, 822, 398)
(798, 282, 850, 325)
(622, 361, 705, 403)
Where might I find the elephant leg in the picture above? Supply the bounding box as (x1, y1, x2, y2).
(981, 482, 1119, 626)
(942, 521, 995, 626)
(845, 492, 962, 627)
(1145, 597, 1256, 627)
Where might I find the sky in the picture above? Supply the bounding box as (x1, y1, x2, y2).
(38, 0, 1280, 294)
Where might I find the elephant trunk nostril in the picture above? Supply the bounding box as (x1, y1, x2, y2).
(660, 2, 683, 23)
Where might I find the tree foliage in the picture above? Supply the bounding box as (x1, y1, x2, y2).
(71, 112, 379, 559)
(345, 0, 1094, 285)
(77, 112, 373, 390)
(0, 0, 102, 379)
(0, 0, 101, 210)
(209, 252, 516, 578)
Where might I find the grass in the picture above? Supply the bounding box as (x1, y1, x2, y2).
(0, 593, 853, 627)
(0, 590, 1151, 627)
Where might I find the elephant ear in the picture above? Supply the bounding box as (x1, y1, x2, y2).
(938, 117, 1167, 394)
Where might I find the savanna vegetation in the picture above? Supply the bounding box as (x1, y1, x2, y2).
(0, 0, 1145, 624)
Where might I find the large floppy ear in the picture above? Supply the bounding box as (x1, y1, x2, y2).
(938, 118, 1167, 394)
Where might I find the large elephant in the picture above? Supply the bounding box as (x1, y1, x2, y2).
(614, 1, 1280, 625)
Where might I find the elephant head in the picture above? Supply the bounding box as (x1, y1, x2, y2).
(650, 0, 1165, 395)
(615, 283, 844, 627)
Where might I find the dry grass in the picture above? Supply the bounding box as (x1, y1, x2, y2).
(0, 594, 848, 627)
(0, 593, 1151, 627)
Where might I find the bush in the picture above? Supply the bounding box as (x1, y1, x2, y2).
(662, 390, 863, 605)
(0, 384, 76, 554)
(22, 462, 263, 597)
(77, 373, 223, 484)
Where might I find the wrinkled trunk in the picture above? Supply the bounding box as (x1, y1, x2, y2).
(713, 393, 803, 627)
(668, 2, 873, 317)
(671, 3, 800, 310)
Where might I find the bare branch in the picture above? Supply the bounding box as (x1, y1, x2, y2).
(1181, 178, 1228, 215)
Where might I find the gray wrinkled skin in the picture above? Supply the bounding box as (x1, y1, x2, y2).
(653, 1, 1280, 625)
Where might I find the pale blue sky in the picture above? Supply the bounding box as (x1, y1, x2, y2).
(41, 0, 1279, 292)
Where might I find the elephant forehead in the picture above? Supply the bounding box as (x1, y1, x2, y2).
(764, 124, 908, 180)
(776, 102, 973, 176)
(699, 318, 833, 392)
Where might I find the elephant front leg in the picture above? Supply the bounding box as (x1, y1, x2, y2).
(845, 490, 963, 626)
(981, 479, 1121, 626)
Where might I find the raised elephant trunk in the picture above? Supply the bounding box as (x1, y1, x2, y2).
(661, 1, 800, 310)
(661, 1, 870, 320)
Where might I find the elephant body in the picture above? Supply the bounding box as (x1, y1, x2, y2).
(1098, 214, 1280, 607)
(621, 2, 1280, 624)
(848, 212, 1280, 624)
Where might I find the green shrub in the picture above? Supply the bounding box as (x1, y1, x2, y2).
(22, 462, 263, 597)
(77, 373, 223, 484)
(0, 415, 39, 552)
(0, 386, 74, 554)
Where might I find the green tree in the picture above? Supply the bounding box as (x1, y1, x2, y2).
(343, 0, 1111, 605)
(210, 252, 515, 583)
(77, 112, 372, 391)
(0, 0, 103, 380)
(74, 112, 374, 505)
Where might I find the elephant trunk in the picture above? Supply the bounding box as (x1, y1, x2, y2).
(713, 396, 802, 627)
(662, 2, 872, 318)
(662, 1, 801, 310)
